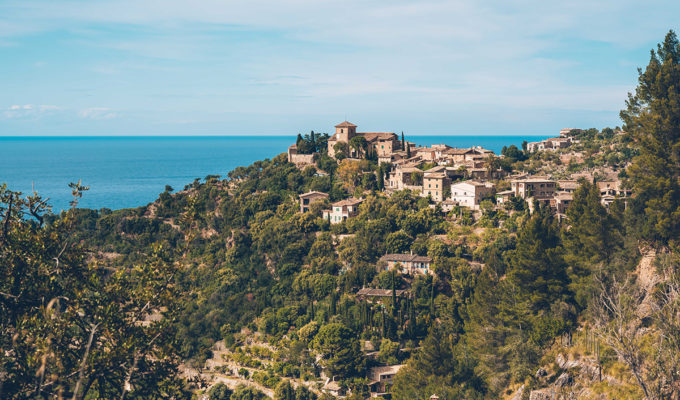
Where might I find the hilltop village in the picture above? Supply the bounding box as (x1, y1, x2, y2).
(290, 121, 629, 231)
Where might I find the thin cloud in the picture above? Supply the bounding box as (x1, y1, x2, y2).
(78, 107, 118, 120)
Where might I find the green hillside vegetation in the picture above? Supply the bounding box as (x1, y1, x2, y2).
(2, 31, 680, 400)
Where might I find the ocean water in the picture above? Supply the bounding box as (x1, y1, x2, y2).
(0, 135, 547, 211)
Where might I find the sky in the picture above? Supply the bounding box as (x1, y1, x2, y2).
(0, 0, 678, 136)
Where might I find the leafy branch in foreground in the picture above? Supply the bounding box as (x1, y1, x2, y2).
(0, 183, 191, 399)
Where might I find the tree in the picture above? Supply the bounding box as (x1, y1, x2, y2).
(295, 385, 317, 400)
(231, 384, 267, 400)
(385, 230, 412, 253)
(563, 180, 623, 308)
(506, 204, 570, 311)
(337, 159, 362, 192)
(0, 185, 190, 399)
(620, 30, 680, 245)
(274, 380, 295, 400)
(208, 383, 233, 400)
(313, 323, 362, 378)
(333, 142, 348, 160)
(401, 132, 405, 150)
(349, 136, 368, 158)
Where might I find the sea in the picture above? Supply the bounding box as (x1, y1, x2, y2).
(0, 135, 548, 211)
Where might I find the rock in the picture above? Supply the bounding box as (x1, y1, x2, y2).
(510, 384, 524, 400)
(555, 372, 573, 387)
(536, 368, 548, 379)
(529, 389, 553, 400)
(555, 353, 579, 369)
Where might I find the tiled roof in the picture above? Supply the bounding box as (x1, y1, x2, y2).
(335, 121, 357, 128)
(555, 192, 573, 200)
(368, 365, 405, 381)
(299, 191, 329, 199)
(356, 288, 408, 297)
(379, 254, 432, 263)
(360, 132, 397, 142)
(332, 197, 364, 207)
(452, 180, 487, 187)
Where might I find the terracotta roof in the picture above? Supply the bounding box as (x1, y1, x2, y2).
(513, 178, 554, 183)
(444, 148, 472, 155)
(557, 180, 579, 190)
(452, 180, 487, 187)
(356, 288, 408, 297)
(368, 365, 404, 381)
(332, 197, 364, 207)
(379, 254, 432, 263)
(299, 191, 329, 199)
(555, 192, 573, 201)
(335, 121, 357, 128)
(359, 132, 397, 142)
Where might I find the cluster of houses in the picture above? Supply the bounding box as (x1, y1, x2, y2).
(294, 121, 631, 222)
(526, 128, 580, 152)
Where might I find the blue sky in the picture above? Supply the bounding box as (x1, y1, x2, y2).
(0, 0, 678, 136)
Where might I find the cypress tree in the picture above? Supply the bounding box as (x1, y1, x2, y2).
(391, 270, 397, 317)
(330, 291, 337, 316)
(401, 131, 405, 150)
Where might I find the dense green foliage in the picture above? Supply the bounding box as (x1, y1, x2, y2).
(3, 30, 680, 400)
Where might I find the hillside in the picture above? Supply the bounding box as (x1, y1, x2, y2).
(2, 31, 680, 400)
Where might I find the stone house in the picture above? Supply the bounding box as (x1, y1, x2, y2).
(527, 137, 571, 152)
(557, 180, 579, 193)
(299, 191, 329, 213)
(421, 168, 451, 202)
(510, 178, 556, 200)
(560, 128, 582, 137)
(597, 180, 631, 197)
(367, 365, 404, 397)
(356, 288, 408, 302)
(323, 197, 363, 224)
(388, 166, 423, 192)
(450, 180, 494, 209)
(551, 192, 574, 214)
(379, 253, 433, 275)
(327, 121, 399, 159)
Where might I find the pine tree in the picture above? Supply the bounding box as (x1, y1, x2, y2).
(506, 204, 569, 311)
(621, 30, 680, 245)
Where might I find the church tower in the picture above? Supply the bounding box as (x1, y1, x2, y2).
(334, 121, 357, 143)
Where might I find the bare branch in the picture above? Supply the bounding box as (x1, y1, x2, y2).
(71, 322, 99, 400)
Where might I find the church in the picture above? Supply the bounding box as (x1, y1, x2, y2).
(327, 121, 400, 159)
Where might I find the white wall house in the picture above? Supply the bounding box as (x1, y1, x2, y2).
(450, 180, 493, 209)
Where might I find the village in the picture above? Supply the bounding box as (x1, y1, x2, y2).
(292, 121, 629, 237)
(283, 121, 633, 398)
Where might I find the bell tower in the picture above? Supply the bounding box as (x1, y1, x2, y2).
(334, 121, 357, 143)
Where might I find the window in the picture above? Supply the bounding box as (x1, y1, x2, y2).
(341, 128, 344, 133)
